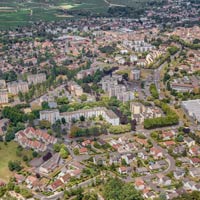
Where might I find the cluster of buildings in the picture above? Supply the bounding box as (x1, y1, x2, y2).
(15, 127, 57, 152)
(130, 102, 162, 124)
(170, 75, 199, 92)
(0, 73, 46, 104)
(123, 40, 155, 53)
(76, 67, 101, 80)
(101, 75, 134, 103)
(40, 107, 120, 125)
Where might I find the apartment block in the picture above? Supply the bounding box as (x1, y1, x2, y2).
(40, 107, 120, 126)
(0, 89, 8, 104)
(7, 81, 29, 95)
(27, 73, 46, 85)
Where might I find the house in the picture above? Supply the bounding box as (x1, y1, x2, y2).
(184, 137, 195, 147)
(25, 176, 38, 189)
(173, 168, 185, 180)
(183, 179, 197, 191)
(135, 178, 145, 190)
(138, 151, 149, 160)
(189, 145, 200, 156)
(135, 137, 148, 146)
(48, 179, 64, 191)
(79, 147, 88, 154)
(166, 192, 178, 200)
(173, 146, 186, 155)
(150, 147, 163, 159)
(60, 173, 71, 183)
(162, 130, 175, 140)
(109, 154, 121, 165)
(118, 166, 128, 174)
(156, 160, 168, 168)
(149, 163, 161, 171)
(39, 153, 61, 174)
(14, 174, 25, 184)
(163, 140, 176, 147)
(121, 153, 135, 165)
(195, 183, 200, 191)
(136, 167, 149, 175)
(156, 174, 171, 186)
(190, 157, 200, 166)
(189, 167, 200, 178)
(82, 140, 92, 147)
(93, 155, 107, 166)
(178, 157, 191, 165)
(143, 190, 157, 199)
(69, 169, 82, 178)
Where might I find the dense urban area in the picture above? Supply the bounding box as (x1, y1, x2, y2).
(0, 0, 200, 199)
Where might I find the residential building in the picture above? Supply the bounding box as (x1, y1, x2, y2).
(0, 89, 8, 104)
(40, 107, 120, 125)
(27, 73, 46, 85)
(39, 153, 61, 174)
(129, 69, 141, 81)
(7, 81, 29, 95)
(67, 81, 83, 97)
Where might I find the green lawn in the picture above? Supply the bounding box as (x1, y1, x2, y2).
(0, 141, 32, 182)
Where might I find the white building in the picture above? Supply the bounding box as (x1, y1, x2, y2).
(27, 73, 46, 85)
(40, 107, 120, 126)
(7, 81, 29, 95)
(0, 89, 8, 104)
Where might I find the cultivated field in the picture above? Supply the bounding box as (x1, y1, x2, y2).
(0, 0, 161, 29)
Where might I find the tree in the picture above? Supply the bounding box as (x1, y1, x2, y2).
(7, 181, 15, 191)
(103, 178, 143, 200)
(42, 101, 49, 109)
(80, 94, 87, 102)
(8, 161, 22, 172)
(59, 147, 68, 159)
(83, 192, 98, 200)
(32, 151, 38, 157)
(39, 120, 51, 129)
(53, 143, 61, 152)
(61, 117, 66, 125)
(80, 115, 85, 121)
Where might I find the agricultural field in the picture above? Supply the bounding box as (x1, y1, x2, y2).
(0, 141, 32, 182)
(0, 0, 162, 29)
(0, 0, 108, 29)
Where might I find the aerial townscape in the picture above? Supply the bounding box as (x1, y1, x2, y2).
(0, 0, 200, 200)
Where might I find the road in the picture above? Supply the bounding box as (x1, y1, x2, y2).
(153, 49, 181, 99)
(104, 0, 126, 7)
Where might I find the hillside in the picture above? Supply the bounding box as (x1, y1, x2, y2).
(0, 0, 162, 29)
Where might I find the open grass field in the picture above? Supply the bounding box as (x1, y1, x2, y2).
(0, 141, 32, 182)
(0, 0, 161, 29)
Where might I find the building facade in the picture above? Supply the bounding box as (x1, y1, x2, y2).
(40, 107, 120, 126)
(27, 73, 46, 85)
(7, 81, 29, 95)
